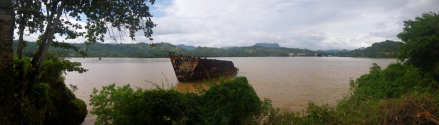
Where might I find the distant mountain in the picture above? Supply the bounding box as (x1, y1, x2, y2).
(316, 49, 350, 53)
(176, 44, 196, 50)
(334, 40, 402, 58)
(254, 43, 280, 48)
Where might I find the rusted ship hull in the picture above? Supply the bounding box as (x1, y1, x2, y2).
(168, 52, 238, 82)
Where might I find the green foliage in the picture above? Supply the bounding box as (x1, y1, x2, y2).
(14, 0, 157, 56)
(71, 99, 88, 123)
(33, 82, 49, 100)
(90, 76, 262, 125)
(21, 82, 51, 124)
(51, 41, 88, 57)
(327, 63, 436, 124)
(13, 55, 31, 77)
(369, 63, 381, 74)
(75, 0, 156, 43)
(136, 85, 197, 125)
(13, 0, 46, 35)
(352, 63, 433, 99)
(200, 77, 262, 124)
(40, 52, 87, 82)
(397, 12, 439, 79)
(304, 102, 335, 124)
(41, 54, 88, 125)
(90, 83, 140, 124)
(13, 53, 88, 125)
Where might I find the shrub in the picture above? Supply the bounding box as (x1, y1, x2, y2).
(90, 76, 262, 125)
(352, 63, 433, 100)
(200, 76, 261, 124)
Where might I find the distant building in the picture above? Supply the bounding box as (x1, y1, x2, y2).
(296, 53, 307, 56)
(289, 53, 295, 56)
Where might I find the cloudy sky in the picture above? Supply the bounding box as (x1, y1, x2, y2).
(19, 0, 439, 50)
(149, 0, 439, 50)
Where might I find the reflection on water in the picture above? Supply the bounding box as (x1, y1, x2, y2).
(64, 57, 396, 125)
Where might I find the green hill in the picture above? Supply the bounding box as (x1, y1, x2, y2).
(335, 40, 402, 58)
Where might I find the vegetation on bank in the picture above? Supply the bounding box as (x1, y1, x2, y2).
(12, 53, 88, 124)
(89, 12, 439, 124)
(90, 77, 262, 124)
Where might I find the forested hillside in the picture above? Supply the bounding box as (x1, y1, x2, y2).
(14, 41, 315, 57)
(334, 40, 401, 58)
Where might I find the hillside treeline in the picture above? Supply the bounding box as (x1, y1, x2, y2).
(15, 40, 402, 58)
(14, 41, 315, 57)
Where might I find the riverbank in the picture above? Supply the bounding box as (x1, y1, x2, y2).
(256, 63, 439, 124)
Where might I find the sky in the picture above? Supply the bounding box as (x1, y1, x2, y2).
(19, 0, 439, 50)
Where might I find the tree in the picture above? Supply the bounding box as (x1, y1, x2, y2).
(0, 0, 15, 123)
(9, 0, 156, 124)
(397, 12, 439, 79)
(13, 0, 45, 94)
(21, 0, 155, 96)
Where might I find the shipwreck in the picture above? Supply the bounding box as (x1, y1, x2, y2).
(168, 52, 239, 82)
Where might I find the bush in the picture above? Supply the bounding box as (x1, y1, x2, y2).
(200, 77, 261, 124)
(397, 12, 439, 80)
(71, 99, 88, 124)
(90, 76, 262, 125)
(14, 52, 88, 125)
(352, 63, 433, 100)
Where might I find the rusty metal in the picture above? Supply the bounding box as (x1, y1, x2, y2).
(168, 52, 238, 82)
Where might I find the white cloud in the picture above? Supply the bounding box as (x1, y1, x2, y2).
(146, 0, 439, 50)
(16, 0, 439, 50)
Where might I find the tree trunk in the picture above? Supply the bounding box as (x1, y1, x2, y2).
(0, 0, 16, 124)
(24, 0, 66, 96)
(15, 13, 26, 100)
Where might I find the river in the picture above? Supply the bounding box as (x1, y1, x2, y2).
(63, 57, 396, 125)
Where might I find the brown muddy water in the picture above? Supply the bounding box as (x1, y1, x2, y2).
(64, 57, 396, 125)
